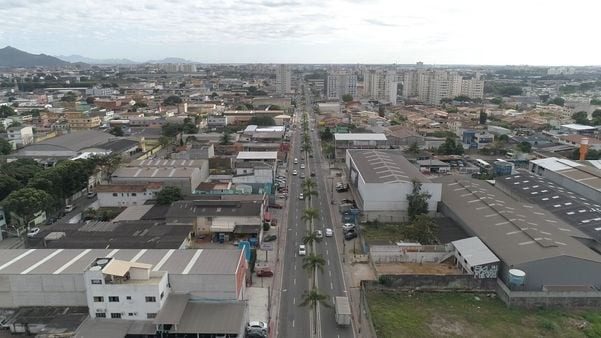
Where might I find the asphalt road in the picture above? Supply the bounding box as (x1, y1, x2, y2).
(277, 87, 354, 338)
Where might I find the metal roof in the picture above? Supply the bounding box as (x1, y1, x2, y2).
(532, 157, 601, 192)
(347, 149, 430, 184)
(498, 171, 601, 242)
(236, 151, 278, 160)
(172, 302, 246, 334)
(334, 133, 387, 141)
(0, 249, 242, 276)
(531, 157, 582, 172)
(154, 293, 190, 325)
(452, 237, 500, 267)
(561, 124, 598, 130)
(435, 176, 601, 266)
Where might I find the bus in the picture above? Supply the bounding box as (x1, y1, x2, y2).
(475, 159, 491, 169)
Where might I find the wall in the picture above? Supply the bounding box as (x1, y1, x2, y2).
(170, 274, 237, 300)
(0, 274, 86, 307)
(357, 180, 441, 213)
(97, 190, 156, 207)
(370, 245, 452, 264)
(516, 256, 601, 291)
(368, 275, 496, 290)
(496, 279, 601, 309)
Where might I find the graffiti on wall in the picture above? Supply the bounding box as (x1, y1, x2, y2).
(473, 263, 498, 279)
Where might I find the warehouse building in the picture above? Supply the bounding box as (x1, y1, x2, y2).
(436, 176, 601, 292)
(111, 166, 203, 195)
(346, 149, 441, 222)
(529, 157, 601, 203)
(334, 133, 388, 158)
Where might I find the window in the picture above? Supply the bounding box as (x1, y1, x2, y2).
(145, 296, 156, 302)
(108, 296, 119, 302)
(91, 279, 102, 285)
(126, 296, 132, 300)
(93, 296, 104, 302)
(113, 193, 118, 197)
(128, 313, 134, 316)
(110, 313, 122, 319)
(95, 313, 106, 318)
(160, 291, 164, 300)
(147, 313, 157, 319)
(132, 193, 137, 196)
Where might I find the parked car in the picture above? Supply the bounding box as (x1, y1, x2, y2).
(300, 173, 306, 179)
(299, 193, 304, 200)
(246, 321, 268, 335)
(342, 223, 356, 232)
(64, 204, 74, 213)
(263, 234, 277, 242)
(300, 163, 305, 169)
(87, 191, 97, 198)
(325, 228, 333, 237)
(315, 230, 323, 238)
(341, 199, 355, 205)
(27, 227, 40, 238)
(344, 230, 358, 240)
(292, 170, 298, 175)
(256, 267, 274, 277)
(298, 244, 307, 256)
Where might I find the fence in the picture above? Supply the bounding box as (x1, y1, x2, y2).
(369, 244, 454, 264)
(373, 274, 497, 291)
(359, 283, 378, 338)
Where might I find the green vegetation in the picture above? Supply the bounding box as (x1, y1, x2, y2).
(549, 97, 565, 106)
(156, 186, 183, 205)
(60, 91, 78, 102)
(109, 126, 124, 136)
(406, 181, 430, 222)
(401, 215, 438, 245)
(342, 94, 353, 102)
(484, 83, 523, 97)
(0, 105, 16, 118)
(437, 137, 464, 155)
(367, 290, 601, 338)
(479, 111, 487, 124)
(220, 130, 232, 145)
(362, 223, 405, 243)
(0, 138, 12, 155)
(591, 99, 601, 105)
(163, 95, 182, 106)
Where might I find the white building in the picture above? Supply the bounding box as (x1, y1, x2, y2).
(275, 64, 292, 94)
(96, 183, 162, 207)
(327, 72, 357, 100)
(111, 166, 204, 195)
(7, 126, 34, 147)
(364, 70, 398, 104)
(345, 149, 442, 222)
(403, 69, 484, 104)
(207, 114, 228, 128)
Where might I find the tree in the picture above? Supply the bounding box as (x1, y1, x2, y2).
(572, 111, 589, 125)
(437, 137, 464, 155)
(498, 134, 510, 143)
(0, 159, 43, 186)
(490, 97, 503, 105)
(85, 96, 96, 104)
(303, 231, 323, 250)
(479, 111, 487, 125)
(454, 95, 472, 102)
(303, 253, 325, 288)
(161, 123, 181, 138)
(2, 188, 52, 229)
(517, 141, 532, 153)
(182, 121, 198, 134)
(60, 91, 77, 102)
(163, 95, 182, 106)
(0, 138, 12, 155)
(248, 116, 275, 126)
(109, 126, 124, 137)
(591, 99, 601, 105)
(401, 214, 438, 245)
(319, 127, 333, 142)
(407, 142, 420, 155)
(592, 109, 601, 119)
(302, 179, 318, 202)
(406, 180, 431, 222)
(300, 288, 331, 335)
(157, 187, 183, 205)
(220, 131, 232, 145)
(0, 175, 21, 201)
(341, 94, 353, 102)
(0, 105, 15, 118)
(159, 136, 170, 148)
(549, 97, 565, 107)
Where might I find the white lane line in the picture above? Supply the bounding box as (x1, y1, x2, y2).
(294, 278, 296, 285)
(329, 270, 332, 277)
(294, 264, 297, 271)
(292, 320, 295, 328)
(327, 259, 330, 266)
(293, 297, 296, 305)
(326, 249, 329, 255)
(330, 282, 334, 290)
(54, 249, 92, 274)
(0, 249, 35, 272)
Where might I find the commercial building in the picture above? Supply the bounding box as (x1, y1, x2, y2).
(275, 64, 292, 94)
(111, 166, 203, 195)
(334, 133, 387, 158)
(436, 176, 601, 292)
(529, 157, 601, 203)
(96, 183, 163, 207)
(6, 125, 33, 148)
(345, 149, 442, 222)
(327, 72, 357, 100)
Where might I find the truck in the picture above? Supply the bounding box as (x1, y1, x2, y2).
(335, 296, 351, 326)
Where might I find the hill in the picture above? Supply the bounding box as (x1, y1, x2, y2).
(0, 46, 70, 67)
(56, 55, 137, 65)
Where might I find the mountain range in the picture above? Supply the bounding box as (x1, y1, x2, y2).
(0, 46, 69, 67)
(0, 46, 199, 67)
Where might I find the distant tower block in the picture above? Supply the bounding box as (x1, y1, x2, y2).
(579, 138, 589, 160)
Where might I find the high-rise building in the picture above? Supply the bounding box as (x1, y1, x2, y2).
(402, 69, 483, 105)
(327, 72, 357, 100)
(364, 70, 397, 104)
(275, 64, 291, 94)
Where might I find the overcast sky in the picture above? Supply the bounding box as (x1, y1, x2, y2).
(0, 0, 598, 65)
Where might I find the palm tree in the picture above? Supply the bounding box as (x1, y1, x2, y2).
(300, 288, 331, 335)
(301, 208, 319, 232)
(303, 253, 325, 288)
(303, 231, 323, 250)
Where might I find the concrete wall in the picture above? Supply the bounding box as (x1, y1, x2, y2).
(170, 274, 237, 300)
(370, 245, 452, 264)
(368, 275, 496, 290)
(515, 256, 601, 291)
(497, 279, 601, 309)
(97, 191, 156, 207)
(0, 274, 86, 307)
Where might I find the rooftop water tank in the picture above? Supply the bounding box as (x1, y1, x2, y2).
(508, 269, 526, 286)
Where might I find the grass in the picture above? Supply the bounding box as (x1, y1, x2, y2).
(366, 289, 601, 338)
(362, 223, 405, 244)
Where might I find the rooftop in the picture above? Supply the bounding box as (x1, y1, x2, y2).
(498, 171, 601, 243)
(435, 176, 601, 266)
(0, 248, 242, 275)
(452, 237, 500, 267)
(347, 149, 430, 184)
(532, 157, 601, 192)
(171, 301, 246, 334)
(561, 124, 598, 131)
(112, 166, 200, 179)
(128, 159, 206, 167)
(166, 200, 263, 218)
(236, 151, 278, 160)
(95, 182, 162, 193)
(334, 133, 387, 141)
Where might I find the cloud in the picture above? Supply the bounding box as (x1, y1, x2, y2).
(364, 18, 398, 27)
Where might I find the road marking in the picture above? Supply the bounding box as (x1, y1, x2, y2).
(294, 278, 296, 285)
(330, 282, 334, 290)
(327, 259, 330, 266)
(326, 249, 329, 255)
(293, 297, 296, 305)
(294, 264, 297, 271)
(292, 320, 295, 328)
(329, 270, 332, 277)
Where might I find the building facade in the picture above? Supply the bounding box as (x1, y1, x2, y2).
(327, 72, 357, 100)
(275, 64, 292, 94)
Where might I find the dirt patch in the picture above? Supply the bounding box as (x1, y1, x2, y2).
(427, 315, 468, 337)
(375, 262, 462, 276)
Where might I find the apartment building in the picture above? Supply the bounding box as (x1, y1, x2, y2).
(327, 72, 357, 100)
(275, 64, 292, 94)
(6, 125, 34, 147)
(65, 112, 102, 130)
(403, 69, 484, 104)
(364, 69, 398, 104)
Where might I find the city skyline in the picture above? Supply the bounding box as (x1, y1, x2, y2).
(0, 0, 599, 66)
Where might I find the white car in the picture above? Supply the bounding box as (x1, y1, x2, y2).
(300, 163, 305, 169)
(294, 158, 298, 164)
(246, 321, 268, 334)
(325, 228, 333, 237)
(315, 230, 323, 238)
(64, 204, 74, 213)
(27, 227, 40, 238)
(298, 193, 304, 200)
(292, 170, 298, 176)
(298, 245, 307, 256)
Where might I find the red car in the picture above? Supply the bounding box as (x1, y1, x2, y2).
(256, 267, 274, 277)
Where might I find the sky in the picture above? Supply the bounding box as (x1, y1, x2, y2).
(0, 0, 599, 65)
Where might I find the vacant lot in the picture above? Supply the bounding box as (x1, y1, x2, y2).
(366, 289, 601, 338)
(362, 224, 405, 244)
